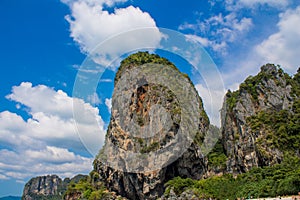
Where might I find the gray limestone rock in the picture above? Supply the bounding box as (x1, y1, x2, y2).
(22, 175, 63, 200)
(94, 52, 209, 200)
(221, 64, 296, 174)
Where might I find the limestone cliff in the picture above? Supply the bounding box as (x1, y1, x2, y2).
(94, 52, 209, 200)
(22, 175, 87, 200)
(22, 175, 64, 200)
(221, 64, 300, 174)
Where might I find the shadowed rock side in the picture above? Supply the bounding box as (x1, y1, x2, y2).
(94, 52, 209, 200)
(221, 64, 300, 174)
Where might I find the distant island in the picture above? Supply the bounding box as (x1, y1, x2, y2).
(0, 196, 21, 200)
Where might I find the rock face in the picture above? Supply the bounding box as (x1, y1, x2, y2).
(221, 64, 298, 174)
(22, 175, 63, 200)
(94, 52, 209, 200)
(22, 174, 87, 200)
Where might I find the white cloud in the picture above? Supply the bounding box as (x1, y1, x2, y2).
(185, 34, 227, 53)
(7, 82, 73, 119)
(0, 82, 106, 182)
(105, 98, 112, 113)
(5, 82, 106, 149)
(207, 13, 253, 43)
(25, 146, 77, 164)
(256, 6, 300, 73)
(63, 0, 162, 66)
(0, 148, 93, 180)
(180, 13, 252, 54)
(185, 34, 210, 47)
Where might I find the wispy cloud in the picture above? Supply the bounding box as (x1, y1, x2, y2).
(87, 92, 102, 105)
(179, 12, 253, 54)
(224, 0, 291, 11)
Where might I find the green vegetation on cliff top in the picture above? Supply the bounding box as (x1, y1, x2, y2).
(115, 51, 178, 84)
(225, 64, 298, 110)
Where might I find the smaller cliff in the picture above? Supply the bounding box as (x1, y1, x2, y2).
(22, 175, 64, 200)
(221, 64, 300, 174)
(22, 175, 87, 200)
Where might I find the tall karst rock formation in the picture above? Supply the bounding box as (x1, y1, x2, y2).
(221, 64, 300, 174)
(93, 52, 210, 200)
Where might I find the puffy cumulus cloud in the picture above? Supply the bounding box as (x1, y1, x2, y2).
(0, 82, 105, 182)
(0, 124, 93, 181)
(195, 84, 225, 127)
(63, 0, 162, 66)
(180, 13, 252, 54)
(256, 6, 300, 73)
(7, 82, 73, 119)
(6, 82, 105, 149)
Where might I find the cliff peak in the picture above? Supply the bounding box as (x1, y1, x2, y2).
(260, 63, 278, 74)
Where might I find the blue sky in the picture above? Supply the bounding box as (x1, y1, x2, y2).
(0, 0, 300, 197)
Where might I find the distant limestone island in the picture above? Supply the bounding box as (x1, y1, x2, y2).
(22, 52, 300, 200)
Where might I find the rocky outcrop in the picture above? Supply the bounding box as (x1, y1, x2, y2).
(22, 174, 87, 200)
(94, 52, 209, 200)
(221, 64, 298, 174)
(22, 175, 63, 200)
